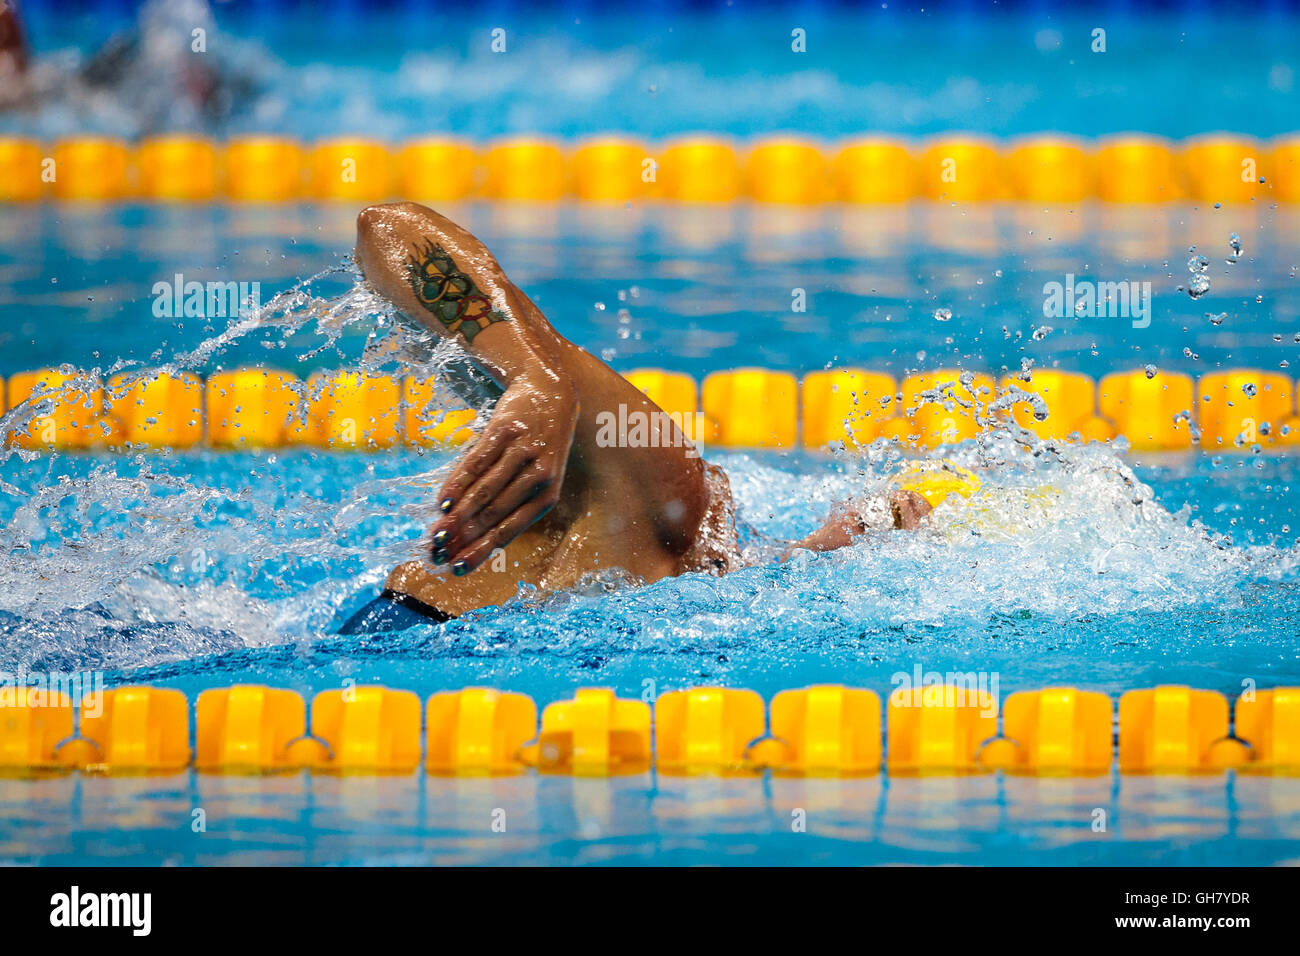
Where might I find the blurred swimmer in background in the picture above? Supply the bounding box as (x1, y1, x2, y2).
(0, 0, 258, 129)
(0, 1, 28, 107)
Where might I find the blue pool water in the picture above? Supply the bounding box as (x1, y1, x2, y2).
(2, 0, 1300, 866)
(3, 201, 1298, 380)
(2, 200, 1300, 865)
(5, 771, 1300, 866)
(6, 2, 1300, 141)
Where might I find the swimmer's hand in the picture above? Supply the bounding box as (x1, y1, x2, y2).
(888, 489, 932, 531)
(428, 378, 578, 576)
(783, 489, 932, 557)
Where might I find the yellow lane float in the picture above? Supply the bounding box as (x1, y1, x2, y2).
(105, 371, 204, 449)
(658, 138, 743, 201)
(1001, 369, 1114, 443)
(0, 137, 44, 201)
(655, 687, 766, 775)
(986, 688, 1113, 773)
(306, 371, 400, 449)
(224, 136, 306, 201)
(205, 369, 303, 448)
(1, 365, 1296, 454)
(426, 688, 537, 775)
(1234, 688, 1300, 772)
(801, 369, 896, 448)
(71, 687, 192, 772)
(746, 139, 828, 204)
(309, 138, 392, 201)
(702, 368, 799, 447)
(1096, 136, 1183, 202)
(883, 370, 995, 448)
(886, 682, 999, 772)
(138, 135, 220, 201)
(1098, 369, 1196, 450)
(521, 688, 651, 775)
(401, 376, 476, 447)
(307, 687, 422, 772)
(483, 139, 567, 200)
(8, 134, 1300, 204)
(0, 687, 75, 769)
(7, 683, 1300, 776)
(1183, 135, 1266, 204)
(5, 368, 103, 450)
(623, 368, 701, 443)
(1118, 686, 1245, 772)
(756, 685, 882, 775)
(573, 138, 651, 202)
(833, 138, 915, 202)
(1196, 370, 1294, 449)
(1273, 135, 1300, 203)
(920, 137, 1002, 201)
(195, 685, 307, 772)
(398, 138, 477, 201)
(1005, 138, 1092, 203)
(51, 137, 132, 200)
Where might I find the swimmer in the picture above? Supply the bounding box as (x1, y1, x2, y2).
(341, 202, 933, 631)
(0, 1, 28, 107)
(0, 0, 256, 129)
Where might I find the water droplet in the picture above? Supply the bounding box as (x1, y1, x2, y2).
(1226, 232, 1243, 263)
(933, 307, 952, 322)
(1144, 365, 1158, 379)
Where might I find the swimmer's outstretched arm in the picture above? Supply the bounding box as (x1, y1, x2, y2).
(354, 202, 578, 575)
(782, 489, 931, 557)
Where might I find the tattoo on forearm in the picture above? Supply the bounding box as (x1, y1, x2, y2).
(406, 239, 509, 344)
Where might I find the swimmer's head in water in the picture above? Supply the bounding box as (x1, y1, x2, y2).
(890, 460, 982, 509)
(405, 237, 507, 344)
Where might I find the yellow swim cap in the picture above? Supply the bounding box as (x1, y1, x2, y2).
(890, 459, 982, 508)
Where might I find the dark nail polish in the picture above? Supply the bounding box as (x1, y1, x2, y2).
(452, 560, 468, 577)
(432, 529, 449, 547)
(439, 497, 454, 513)
(432, 548, 448, 565)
